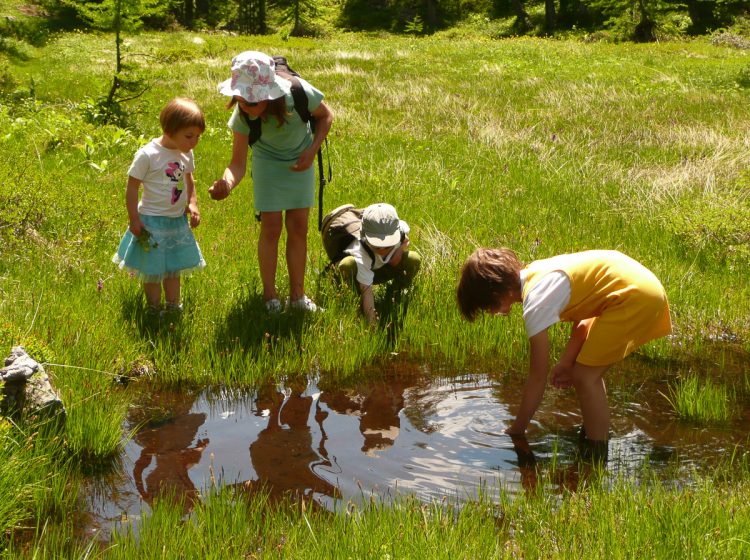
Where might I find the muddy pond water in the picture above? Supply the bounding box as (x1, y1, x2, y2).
(83, 357, 750, 538)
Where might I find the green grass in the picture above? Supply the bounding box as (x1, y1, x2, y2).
(12, 466, 750, 559)
(664, 374, 737, 424)
(1, 30, 749, 557)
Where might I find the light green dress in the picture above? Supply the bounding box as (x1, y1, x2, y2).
(228, 77, 324, 212)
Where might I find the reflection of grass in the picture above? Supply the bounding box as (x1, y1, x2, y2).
(663, 374, 735, 424)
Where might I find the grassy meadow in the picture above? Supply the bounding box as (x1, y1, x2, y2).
(1, 30, 749, 557)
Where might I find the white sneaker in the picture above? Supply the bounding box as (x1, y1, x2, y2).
(265, 298, 282, 313)
(287, 295, 323, 313)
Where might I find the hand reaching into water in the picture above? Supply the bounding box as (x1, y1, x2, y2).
(551, 362, 573, 389)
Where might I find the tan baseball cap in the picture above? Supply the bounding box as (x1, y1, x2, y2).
(362, 203, 402, 248)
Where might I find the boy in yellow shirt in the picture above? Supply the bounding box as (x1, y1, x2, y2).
(457, 248, 671, 443)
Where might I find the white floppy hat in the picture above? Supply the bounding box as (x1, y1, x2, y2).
(362, 203, 403, 248)
(217, 51, 292, 103)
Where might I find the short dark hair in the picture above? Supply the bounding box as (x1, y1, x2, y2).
(160, 98, 206, 135)
(456, 248, 523, 321)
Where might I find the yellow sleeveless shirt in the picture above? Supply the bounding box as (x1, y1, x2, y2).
(522, 250, 672, 366)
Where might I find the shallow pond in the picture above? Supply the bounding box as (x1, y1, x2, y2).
(83, 357, 750, 538)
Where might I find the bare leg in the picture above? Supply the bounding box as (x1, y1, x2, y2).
(258, 212, 283, 301)
(285, 208, 310, 301)
(163, 277, 181, 306)
(570, 363, 612, 442)
(143, 282, 161, 309)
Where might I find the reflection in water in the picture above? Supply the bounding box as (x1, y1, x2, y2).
(245, 383, 338, 500)
(85, 365, 750, 535)
(129, 392, 209, 512)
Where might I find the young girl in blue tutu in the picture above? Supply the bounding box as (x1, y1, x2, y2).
(113, 97, 206, 315)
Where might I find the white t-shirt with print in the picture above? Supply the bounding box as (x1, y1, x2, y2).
(128, 139, 195, 218)
(520, 269, 571, 338)
(343, 221, 410, 286)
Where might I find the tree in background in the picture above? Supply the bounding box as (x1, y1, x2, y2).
(586, 0, 672, 40)
(492, 0, 531, 32)
(272, 0, 318, 35)
(340, 0, 394, 30)
(72, 0, 163, 123)
(238, 0, 268, 33)
(681, 0, 749, 34)
(22, 0, 750, 38)
(340, 0, 461, 32)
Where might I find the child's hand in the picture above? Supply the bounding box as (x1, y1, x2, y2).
(187, 203, 201, 228)
(551, 362, 573, 389)
(290, 147, 315, 172)
(209, 179, 231, 200)
(134, 228, 158, 252)
(129, 219, 145, 237)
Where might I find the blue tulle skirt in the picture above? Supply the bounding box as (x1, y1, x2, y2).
(113, 214, 206, 283)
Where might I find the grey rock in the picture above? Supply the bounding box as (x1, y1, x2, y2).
(1, 346, 65, 420)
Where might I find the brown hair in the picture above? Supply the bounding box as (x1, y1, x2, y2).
(226, 96, 290, 129)
(456, 248, 523, 321)
(159, 98, 206, 135)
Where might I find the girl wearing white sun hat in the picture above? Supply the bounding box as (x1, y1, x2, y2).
(210, 51, 333, 313)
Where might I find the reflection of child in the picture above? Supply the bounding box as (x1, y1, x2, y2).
(457, 249, 671, 443)
(113, 98, 206, 314)
(336, 204, 421, 325)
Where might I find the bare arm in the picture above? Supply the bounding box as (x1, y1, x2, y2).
(184, 172, 200, 228)
(551, 318, 594, 389)
(291, 101, 334, 172)
(388, 237, 409, 267)
(506, 329, 550, 435)
(126, 176, 143, 236)
(209, 131, 249, 200)
(359, 283, 377, 326)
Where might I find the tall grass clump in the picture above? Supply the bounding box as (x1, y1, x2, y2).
(0, 418, 82, 548)
(663, 374, 736, 424)
(62, 385, 130, 463)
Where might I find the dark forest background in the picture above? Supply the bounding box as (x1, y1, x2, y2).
(1, 0, 749, 44)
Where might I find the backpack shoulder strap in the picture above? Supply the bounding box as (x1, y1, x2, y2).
(362, 240, 376, 264)
(287, 76, 311, 124)
(272, 55, 307, 121)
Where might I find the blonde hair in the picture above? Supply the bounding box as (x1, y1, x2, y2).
(159, 98, 206, 135)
